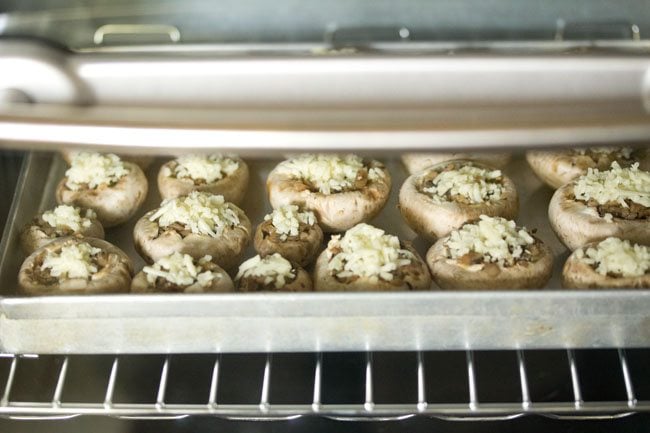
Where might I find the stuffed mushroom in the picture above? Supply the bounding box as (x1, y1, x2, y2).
(235, 253, 312, 292)
(399, 160, 518, 241)
(267, 154, 391, 232)
(314, 223, 431, 291)
(158, 154, 249, 204)
(526, 146, 648, 189)
(131, 252, 234, 293)
(20, 205, 104, 254)
(18, 237, 133, 296)
(56, 152, 148, 227)
(562, 237, 649, 289)
(426, 215, 553, 290)
(549, 162, 650, 250)
(254, 205, 323, 267)
(402, 152, 512, 174)
(133, 191, 251, 270)
(62, 149, 154, 170)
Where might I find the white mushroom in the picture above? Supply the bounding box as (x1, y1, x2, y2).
(549, 162, 650, 250)
(399, 160, 518, 241)
(401, 152, 511, 174)
(526, 146, 648, 189)
(235, 253, 312, 292)
(157, 154, 249, 205)
(131, 252, 234, 293)
(55, 152, 148, 228)
(267, 154, 391, 233)
(133, 192, 251, 270)
(254, 205, 323, 267)
(426, 216, 553, 290)
(18, 237, 133, 296)
(20, 205, 104, 254)
(562, 237, 649, 289)
(314, 223, 431, 291)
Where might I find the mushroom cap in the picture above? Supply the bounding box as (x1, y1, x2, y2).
(55, 162, 148, 228)
(526, 149, 650, 190)
(548, 183, 650, 251)
(562, 242, 650, 289)
(236, 265, 313, 292)
(399, 161, 519, 241)
(131, 263, 234, 293)
(19, 213, 104, 255)
(18, 237, 133, 296)
(401, 152, 511, 174)
(426, 237, 553, 290)
(61, 150, 154, 170)
(157, 157, 249, 205)
(314, 244, 431, 291)
(253, 219, 323, 267)
(266, 161, 391, 233)
(133, 208, 251, 270)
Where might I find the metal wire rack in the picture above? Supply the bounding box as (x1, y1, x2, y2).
(0, 349, 647, 422)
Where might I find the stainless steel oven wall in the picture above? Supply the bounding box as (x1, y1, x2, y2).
(1, 0, 650, 48)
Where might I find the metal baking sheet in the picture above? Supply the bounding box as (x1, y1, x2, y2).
(0, 152, 649, 354)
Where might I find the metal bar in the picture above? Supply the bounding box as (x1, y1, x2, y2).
(104, 357, 119, 408)
(364, 352, 374, 412)
(156, 356, 170, 409)
(417, 351, 427, 412)
(466, 351, 478, 410)
(208, 355, 220, 407)
(516, 350, 531, 409)
(52, 357, 69, 408)
(0, 357, 17, 407)
(567, 350, 583, 408)
(618, 349, 637, 408)
(260, 354, 272, 411)
(312, 353, 322, 412)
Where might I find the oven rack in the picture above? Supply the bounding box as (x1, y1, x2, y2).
(0, 349, 646, 421)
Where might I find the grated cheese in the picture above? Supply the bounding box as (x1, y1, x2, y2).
(143, 253, 218, 287)
(573, 162, 650, 208)
(235, 253, 295, 289)
(65, 152, 129, 190)
(149, 192, 242, 237)
(41, 242, 101, 280)
(574, 146, 633, 159)
(264, 205, 316, 241)
(326, 223, 413, 282)
(445, 215, 535, 269)
(422, 165, 503, 204)
(41, 205, 96, 232)
(575, 237, 649, 278)
(276, 154, 382, 194)
(168, 154, 239, 183)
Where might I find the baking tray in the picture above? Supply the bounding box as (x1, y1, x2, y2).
(0, 152, 649, 354)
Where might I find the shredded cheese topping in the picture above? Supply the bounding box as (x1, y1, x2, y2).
(422, 165, 503, 204)
(41, 242, 101, 280)
(574, 162, 650, 208)
(169, 154, 240, 183)
(65, 152, 129, 190)
(574, 146, 633, 159)
(445, 215, 535, 268)
(143, 253, 218, 287)
(149, 192, 242, 237)
(264, 205, 316, 241)
(235, 253, 296, 289)
(575, 237, 649, 278)
(326, 223, 413, 282)
(276, 154, 382, 194)
(41, 205, 96, 232)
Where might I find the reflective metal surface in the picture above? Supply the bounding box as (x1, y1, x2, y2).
(1, 152, 650, 354)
